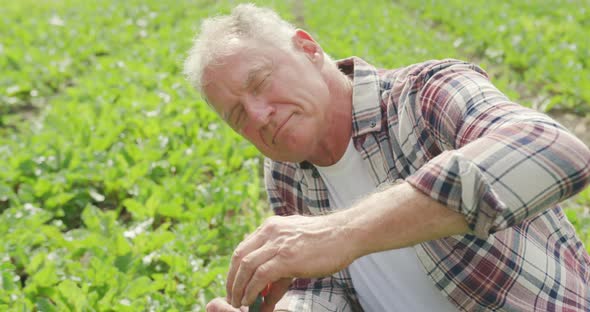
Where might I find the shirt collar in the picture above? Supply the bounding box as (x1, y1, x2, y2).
(337, 57, 383, 137)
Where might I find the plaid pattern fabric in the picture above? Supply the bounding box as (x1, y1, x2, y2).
(274, 274, 363, 312)
(264, 57, 590, 311)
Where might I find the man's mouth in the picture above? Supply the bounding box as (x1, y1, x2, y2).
(272, 114, 293, 145)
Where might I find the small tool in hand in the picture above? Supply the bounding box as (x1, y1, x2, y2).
(249, 283, 272, 312)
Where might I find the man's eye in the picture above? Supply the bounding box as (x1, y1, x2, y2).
(253, 81, 264, 95)
(253, 73, 270, 95)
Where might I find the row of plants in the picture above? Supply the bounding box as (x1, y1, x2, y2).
(1, 0, 271, 310)
(396, 0, 590, 113)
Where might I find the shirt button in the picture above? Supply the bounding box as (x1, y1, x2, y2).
(370, 120, 377, 127)
(312, 170, 320, 178)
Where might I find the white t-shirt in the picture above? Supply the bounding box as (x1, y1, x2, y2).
(315, 139, 457, 312)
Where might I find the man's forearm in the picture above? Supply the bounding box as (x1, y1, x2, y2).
(223, 181, 471, 308)
(330, 181, 471, 258)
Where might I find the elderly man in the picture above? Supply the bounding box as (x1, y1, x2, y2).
(185, 4, 590, 312)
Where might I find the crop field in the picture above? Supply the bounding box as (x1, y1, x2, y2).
(1, 0, 589, 310)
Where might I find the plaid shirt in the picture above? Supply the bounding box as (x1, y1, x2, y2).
(264, 57, 590, 311)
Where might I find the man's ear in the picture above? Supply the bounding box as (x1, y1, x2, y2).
(292, 29, 324, 64)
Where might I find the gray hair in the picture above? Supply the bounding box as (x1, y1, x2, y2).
(183, 4, 297, 93)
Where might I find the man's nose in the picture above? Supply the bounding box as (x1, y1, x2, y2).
(243, 96, 274, 128)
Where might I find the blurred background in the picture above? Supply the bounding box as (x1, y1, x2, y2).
(1, 0, 588, 310)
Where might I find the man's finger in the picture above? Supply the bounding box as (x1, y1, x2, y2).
(260, 278, 293, 312)
(226, 227, 265, 303)
(240, 258, 285, 307)
(230, 245, 278, 307)
(206, 297, 245, 312)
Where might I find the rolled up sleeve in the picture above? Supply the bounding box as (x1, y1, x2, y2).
(402, 60, 590, 238)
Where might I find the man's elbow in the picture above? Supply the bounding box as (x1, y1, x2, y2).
(556, 127, 590, 196)
(571, 141, 590, 194)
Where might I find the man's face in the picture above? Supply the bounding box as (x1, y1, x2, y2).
(202, 36, 331, 162)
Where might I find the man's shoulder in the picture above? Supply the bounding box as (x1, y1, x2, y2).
(381, 59, 488, 85)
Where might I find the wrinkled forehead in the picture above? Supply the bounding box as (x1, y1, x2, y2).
(201, 40, 277, 102)
(201, 46, 271, 112)
(204, 40, 267, 83)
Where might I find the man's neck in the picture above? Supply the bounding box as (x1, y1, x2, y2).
(308, 69, 354, 167)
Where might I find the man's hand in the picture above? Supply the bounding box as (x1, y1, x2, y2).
(226, 182, 470, 309)
(207, 278, 290, 312)
(226, 215, 356, 308)
(206, 297, 248, 312)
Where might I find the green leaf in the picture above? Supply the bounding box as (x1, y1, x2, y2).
(57, 280, 87, 311)
(33, 262, 59, 288)
(45, 192, 75, 210)
(122, 198, 145, 219)
(125, 276, 153, 299)
(114, 252, 134, 273)
(35, 297, 58, 312)
(1, 262, 18, 291)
